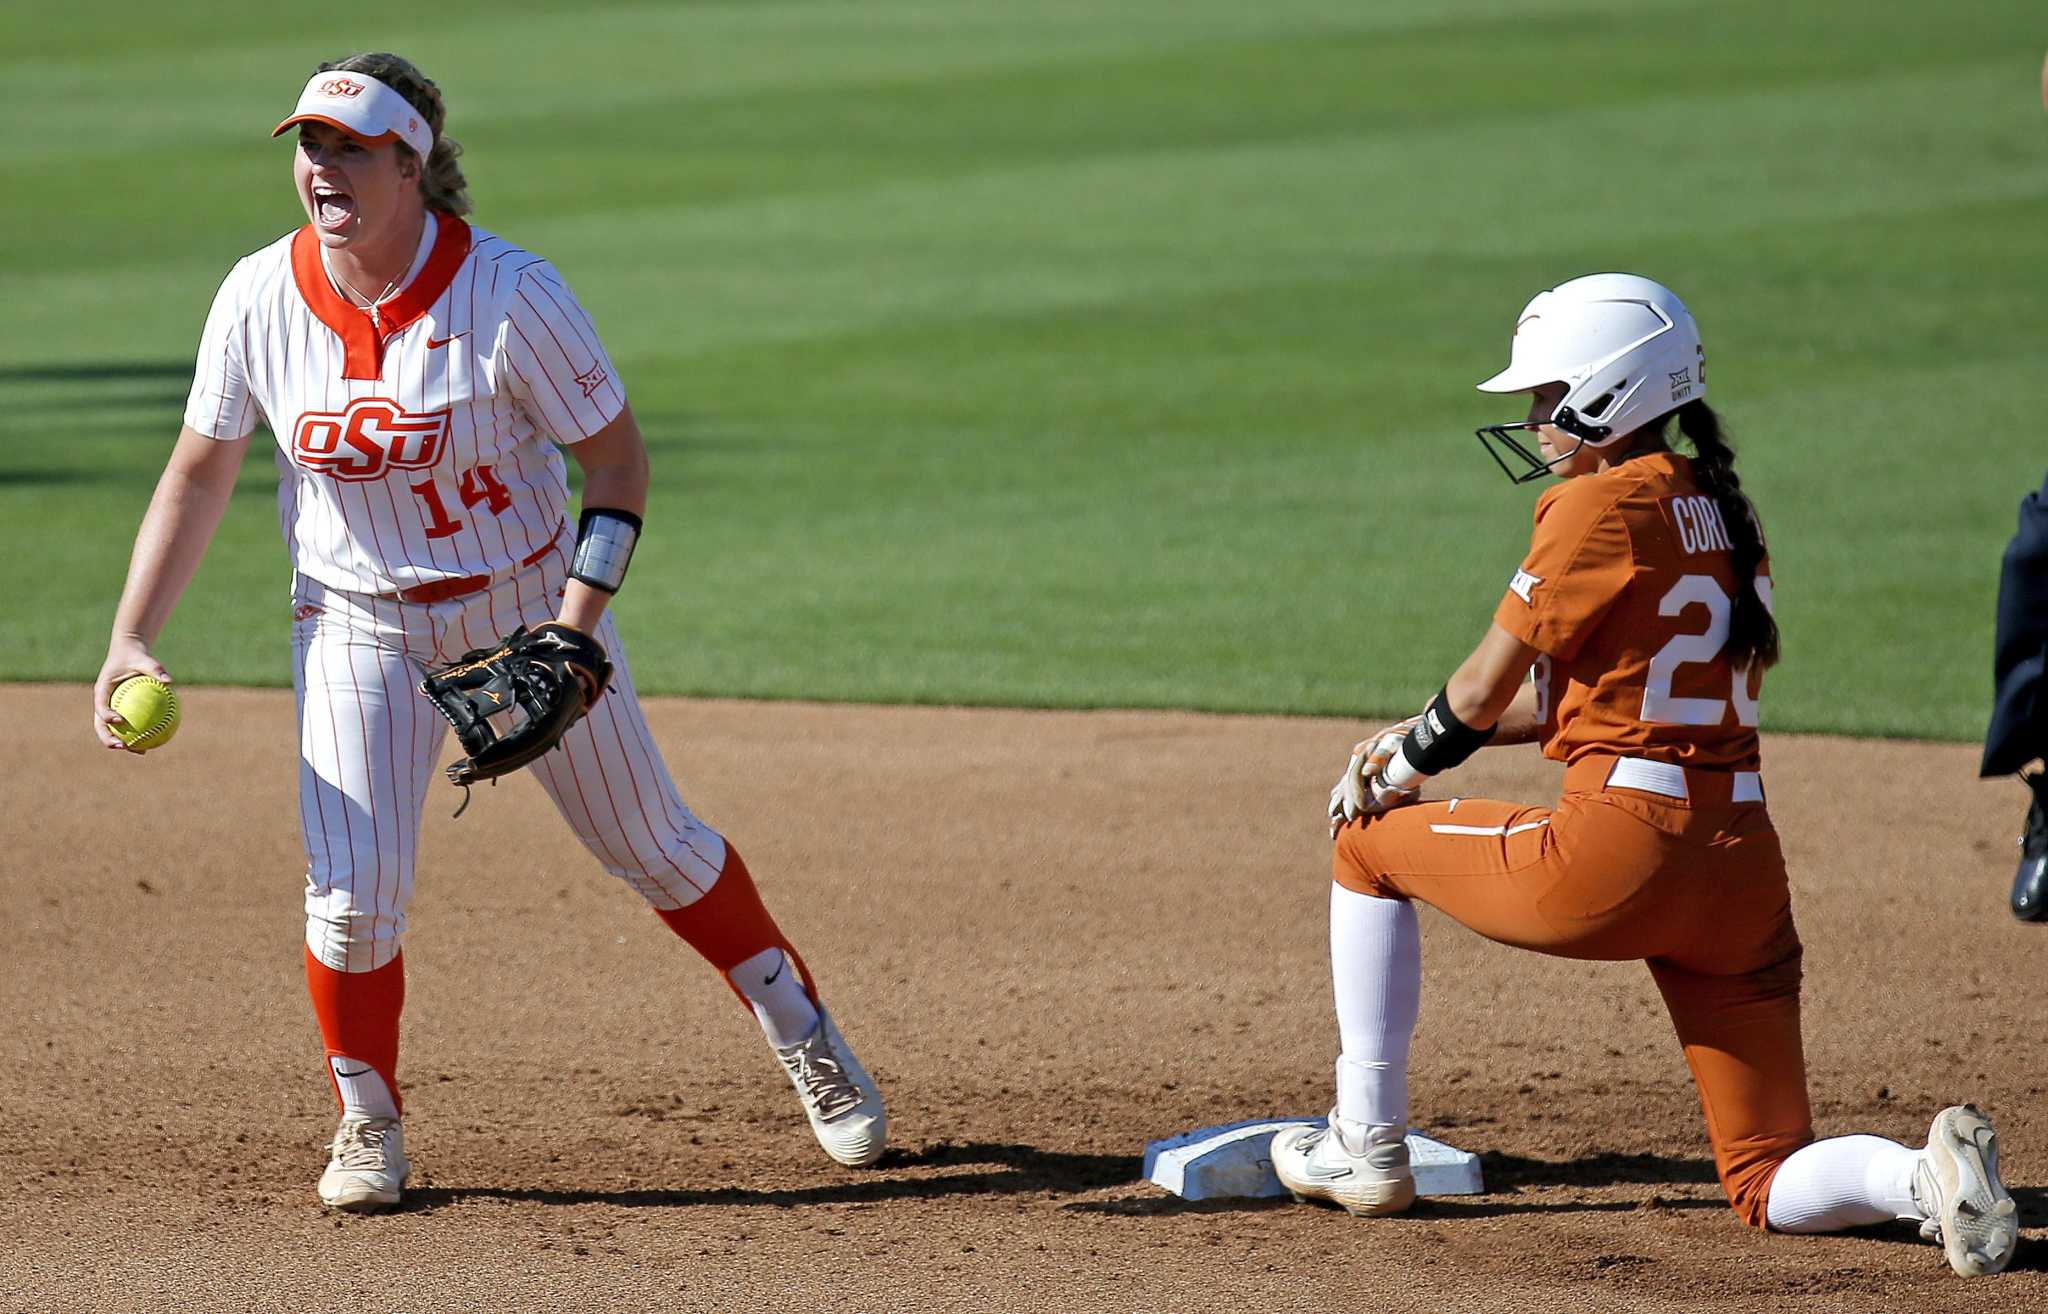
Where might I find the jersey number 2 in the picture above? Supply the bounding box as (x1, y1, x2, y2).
(410, 464, 514, 541)
(1641, 574, 1774, 727)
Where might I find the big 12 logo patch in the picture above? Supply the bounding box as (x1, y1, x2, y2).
(291, 398, 451, 480)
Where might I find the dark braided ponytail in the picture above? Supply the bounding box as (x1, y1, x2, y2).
(1664, 400, 1779, 671)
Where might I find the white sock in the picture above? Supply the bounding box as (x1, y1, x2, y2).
(730, 947, 820, 1049)
(329, 1056, 399, 1122)
(1330, 884, 1421, 1146)
(1765, 1135, 1923, 1232)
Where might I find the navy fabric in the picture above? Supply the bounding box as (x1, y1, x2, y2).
(1984, 469, 2048, 776)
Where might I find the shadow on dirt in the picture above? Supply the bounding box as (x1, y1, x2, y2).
(1413, 1195, 1726, 1219)
(1479, 1149, 1719, 1188)
(1067, 1191, 1731, 1220)
(1064, 1148, 1729, 1218)
(400, 1141, 1142, 1213)
(1066, 1194, 1295, 1217)
(1997, 1186, 2048, 1272)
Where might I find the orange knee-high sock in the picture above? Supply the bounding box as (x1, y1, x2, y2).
(653, 845, 815, 1006)
(303, 945, 405, 1117)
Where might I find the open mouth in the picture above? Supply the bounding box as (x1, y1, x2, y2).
(311, 184, 356, 230)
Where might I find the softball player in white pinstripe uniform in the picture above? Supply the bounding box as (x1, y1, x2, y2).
(92, 52, 885, 1211)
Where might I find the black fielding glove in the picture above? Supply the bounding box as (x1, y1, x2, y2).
(418, 622, 612, 794)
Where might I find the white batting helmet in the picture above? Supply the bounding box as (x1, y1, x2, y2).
(1473, 273, 1706, 482)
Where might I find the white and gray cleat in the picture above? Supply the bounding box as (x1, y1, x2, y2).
(1912, 1104, 2019, 1277)
(318, 1116, 410, 1212)
(1271, 1110, 1416, 1217)
(776, 1008, 886, 1168)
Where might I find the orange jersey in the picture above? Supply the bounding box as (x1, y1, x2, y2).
(1491, 451, 1769, 770)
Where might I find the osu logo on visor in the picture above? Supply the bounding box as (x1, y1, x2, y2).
(318, 77, 366, 98)
(292, 399, 451, 480)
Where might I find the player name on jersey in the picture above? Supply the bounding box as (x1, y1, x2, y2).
(1667, 494, 1735, 556)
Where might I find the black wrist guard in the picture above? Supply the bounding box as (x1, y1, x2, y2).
(1400, 688, 1497, 777)
(570, 508, 642, 594)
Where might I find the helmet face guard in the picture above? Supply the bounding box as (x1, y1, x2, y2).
(1475, 406, 1612, 484)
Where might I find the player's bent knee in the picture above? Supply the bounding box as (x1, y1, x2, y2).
(619, 869, 710, 912)
(1332, 828, 1400, 898)
(302, 905, 405, 972)
(1726, 1163, 1780, 1231)
(1716, 1135, 1811, 1231)
(572, 825, 727, 908)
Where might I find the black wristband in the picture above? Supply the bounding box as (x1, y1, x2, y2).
(1400, 688, 1497, 777)
(570, 508, 643, 594)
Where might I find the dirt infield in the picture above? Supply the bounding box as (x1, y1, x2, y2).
(3, 683, 2044, 1312)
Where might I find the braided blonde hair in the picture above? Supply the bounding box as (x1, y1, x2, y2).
(316, 52, 471, 216)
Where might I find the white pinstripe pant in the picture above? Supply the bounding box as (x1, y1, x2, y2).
(290, 554, 726, 972)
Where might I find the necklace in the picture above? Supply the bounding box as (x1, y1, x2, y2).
(320, 214, 431, 330)
(326, 260, 405, 330)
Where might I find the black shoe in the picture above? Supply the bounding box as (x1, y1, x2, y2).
(2013, 771, 2048, 923)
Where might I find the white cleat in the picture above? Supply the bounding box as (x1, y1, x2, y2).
(1271, 1111, 1416, 1217)
(776, 1008, 887, 1168)
(1912, 1105, 2019, 1277)
(318, 1116, 410, 1213)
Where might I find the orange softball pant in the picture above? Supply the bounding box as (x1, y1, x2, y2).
(1332, 753, 1813, 1228)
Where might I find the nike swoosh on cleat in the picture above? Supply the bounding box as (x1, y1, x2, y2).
(1303, 1163, 1355, 1181)
(333, 1064, 374, 1078)
(763, 958, 786, 987)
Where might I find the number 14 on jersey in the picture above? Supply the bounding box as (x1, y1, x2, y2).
(410, 464, 513, 540)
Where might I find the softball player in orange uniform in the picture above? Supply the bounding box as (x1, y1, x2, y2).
(1272, 274, 2019, 1278)
(92, 53, 885, 1211)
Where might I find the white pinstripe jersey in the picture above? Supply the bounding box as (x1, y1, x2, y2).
(183, 215, 625, 595)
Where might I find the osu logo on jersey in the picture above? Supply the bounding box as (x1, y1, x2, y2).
(318, 77, 366, 99)
(292, 399, 451, 481)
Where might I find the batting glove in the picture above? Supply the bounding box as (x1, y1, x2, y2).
(1329, 716, 1423, 838)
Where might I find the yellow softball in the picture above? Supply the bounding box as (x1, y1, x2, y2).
(110, 675, 180, 752)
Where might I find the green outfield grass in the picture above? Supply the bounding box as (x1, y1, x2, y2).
(4, 0, 2042, 738)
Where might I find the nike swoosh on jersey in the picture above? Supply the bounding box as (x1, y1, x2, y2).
(425, 332, 470, 349)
